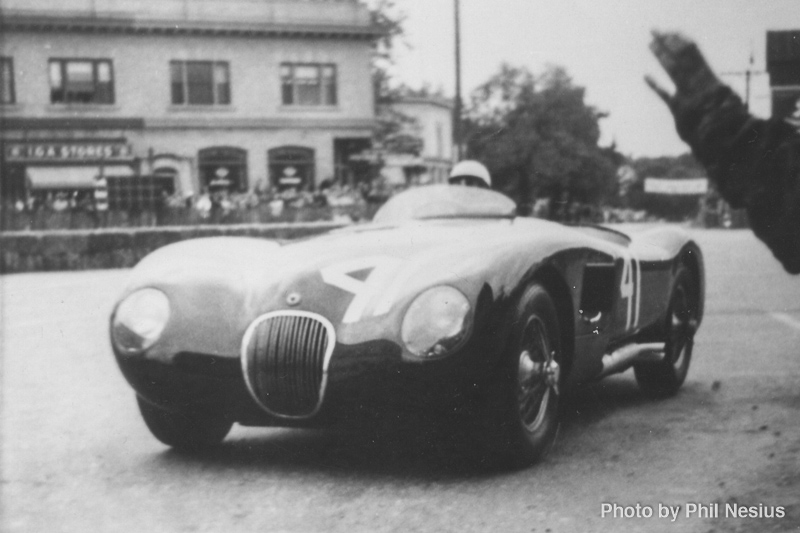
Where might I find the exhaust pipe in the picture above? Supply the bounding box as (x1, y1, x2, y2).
(598, 342, 665, 378)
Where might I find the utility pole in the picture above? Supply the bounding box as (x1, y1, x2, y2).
(454, 0, 462, 161)
(720, 50, 765, 112)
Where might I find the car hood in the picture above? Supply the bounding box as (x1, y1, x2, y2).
(118, 219, 605, 359)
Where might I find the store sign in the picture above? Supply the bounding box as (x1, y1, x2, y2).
(4, 142, 134, 163)
(278, 166, 303, 187)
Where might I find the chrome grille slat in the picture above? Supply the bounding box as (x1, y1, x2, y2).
(291, 316, 305, 412)
(299, 317, 313, 408)
(306, 318, 324, 402)
(241, 311, 335, 419)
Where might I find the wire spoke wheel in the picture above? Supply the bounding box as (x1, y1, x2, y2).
(516, 316, 560, 433)
(635, 267, 697, 398)
(669, 284, 691, 372)
(478, 284, 563, 467)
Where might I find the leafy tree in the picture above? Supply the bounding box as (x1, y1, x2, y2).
(331, 1, 419, 185)
(464, 64, 619, 215)
(360, 2, 425, 154)
(365, 0, 407, 106)
(373, 105, 419, 153)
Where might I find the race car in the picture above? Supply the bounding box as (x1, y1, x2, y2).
(110, 184, 704, 465)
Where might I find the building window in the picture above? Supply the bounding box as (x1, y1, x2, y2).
(49, 59, 114, 104)
(1, 57, 15, 104)
(281, 63, 337, 106)
(269, 146, 315, 190)
(198, 147, 246, 191)
(171, 61, 230, 105)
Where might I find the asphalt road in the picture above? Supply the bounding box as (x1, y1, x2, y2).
(2, 228, 799, 533)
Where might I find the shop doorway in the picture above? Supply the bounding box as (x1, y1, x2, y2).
(0, 162, 26, 202)
(333, 137, 371, 187)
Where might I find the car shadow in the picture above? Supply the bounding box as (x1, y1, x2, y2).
(564, 374, 715, 422)
(561, 375, 651, 428)
(159, 414, 506, 481)
(155, 374, 711, 480)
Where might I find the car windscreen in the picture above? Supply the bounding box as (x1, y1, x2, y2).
(372, 184, 517, 224)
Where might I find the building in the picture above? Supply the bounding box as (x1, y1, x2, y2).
(767, 30, 800, 127)
(380, 95, 454, 187)
(0, 0, 380, 203)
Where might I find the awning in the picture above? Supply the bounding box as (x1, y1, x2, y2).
(26, 166, 133, 189)
(102, 166, 135, 177)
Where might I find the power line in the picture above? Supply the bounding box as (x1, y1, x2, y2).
(718, 50, 767, 111)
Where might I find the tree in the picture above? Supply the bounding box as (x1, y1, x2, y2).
(359, 2, 424, 159)
(464, 64, 620, 215)
(325, 1, 415, 187)
(365, 0, 406, 105)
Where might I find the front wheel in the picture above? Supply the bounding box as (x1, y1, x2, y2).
(634, 267, 697, 397)
(137, 396, 232, 451)
(480, 284, 563, 466)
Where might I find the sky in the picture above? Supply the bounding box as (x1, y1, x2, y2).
(384, 0, 800, 157)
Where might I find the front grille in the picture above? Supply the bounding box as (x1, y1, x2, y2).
(241, 311, 335, 418)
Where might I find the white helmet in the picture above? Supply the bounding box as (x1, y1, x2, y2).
(449, 160, 491, 188)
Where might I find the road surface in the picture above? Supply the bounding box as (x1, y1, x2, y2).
(2, 228, 799, 532)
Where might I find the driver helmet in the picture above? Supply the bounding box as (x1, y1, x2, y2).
(448, 160, 492, 188)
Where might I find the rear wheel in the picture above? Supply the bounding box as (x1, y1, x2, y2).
(480, 284, 563, 466)
(634, 267, 697, 397)
(137, 396, 232, 451)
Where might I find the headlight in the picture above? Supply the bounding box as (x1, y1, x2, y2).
(401, 286, 471, 358)
(111, 288, 170, 353)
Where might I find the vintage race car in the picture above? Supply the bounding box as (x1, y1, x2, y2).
(110, 185, 704, 464)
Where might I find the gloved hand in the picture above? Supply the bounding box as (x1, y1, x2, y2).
(645, 31, 800, 275)
(645, 31, 722, 107)
(645, 31, 745, 157)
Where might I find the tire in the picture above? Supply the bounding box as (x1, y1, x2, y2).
(480, 284, 563, 466)
(634, 267, 697, 398)
(136, 396, 232, 451)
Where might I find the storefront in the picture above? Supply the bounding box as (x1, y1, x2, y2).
(1, 0, 381, 211)
(1, 139, 136, 202)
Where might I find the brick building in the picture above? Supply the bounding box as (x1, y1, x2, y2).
(0, 0, 380, 202)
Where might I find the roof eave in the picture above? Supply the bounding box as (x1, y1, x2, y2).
(0, 13, 384, 40)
